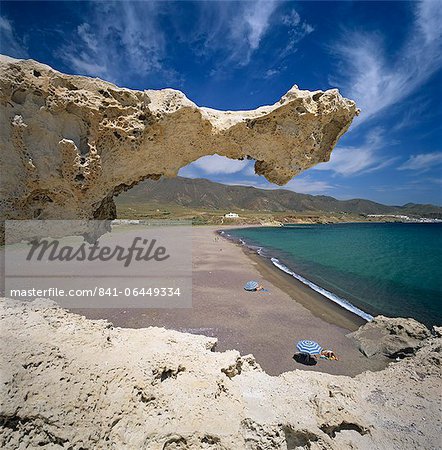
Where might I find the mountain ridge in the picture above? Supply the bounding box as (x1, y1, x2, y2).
(116, 177, 442, 218)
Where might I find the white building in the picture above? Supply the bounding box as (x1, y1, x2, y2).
(224, 212, 239, 218)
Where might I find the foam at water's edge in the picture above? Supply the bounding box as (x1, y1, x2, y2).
(270, 258, 373, 322)
(219, 229, 373, 322)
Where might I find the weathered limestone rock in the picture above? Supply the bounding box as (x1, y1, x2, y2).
(432, 325, 442, 337)
(348, 315, 431, 358)
(0, 299, 440, 449)
(0, 56, 358, 221)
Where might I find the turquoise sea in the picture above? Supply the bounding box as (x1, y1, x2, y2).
(224, 223, 442, 327)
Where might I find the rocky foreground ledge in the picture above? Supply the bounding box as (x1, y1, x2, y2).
(0, 299, 440, 449)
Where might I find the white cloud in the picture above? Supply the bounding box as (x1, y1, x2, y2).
(315, 128, 397, 176)
(59, 2, 174, 84)
(398, 152, 442, 171)
(221, 179, 272, 189)
(330, 0, 442, 124)
(58, 1, 281, 82)
(221, 175, 334, 195)
(241, 1, 278, 52)
(278, 8, 314, 59)
(263, 13, 314, 80)
(392, 97, 431, 131)
(179, 155, 334, 195)
(180, 155, 251, 176)
(316, 146, 374, 176)
(58, 2, 313, 81)
(282, 177, 334, 195)
(188, 1, 279, 67)
(425, 177, 442, 185)
(177, 165, 199, 179)
(0, 16, 28, 58)
(282, 9, 301, 27)
(416, 0, 442, 43)
(264, 68, 280, 78)
(180, 3, 312, 71)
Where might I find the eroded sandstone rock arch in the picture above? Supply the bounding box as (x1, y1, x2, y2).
(0, 56, 359, 221)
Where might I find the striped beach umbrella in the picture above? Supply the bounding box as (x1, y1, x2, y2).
(296, 340, 322, 355)
(244, 280, 259, 291)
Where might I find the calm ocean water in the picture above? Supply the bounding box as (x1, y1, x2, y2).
(225, 223, 442, 327)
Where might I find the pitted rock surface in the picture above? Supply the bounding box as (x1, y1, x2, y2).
(0, 56, 358, 222)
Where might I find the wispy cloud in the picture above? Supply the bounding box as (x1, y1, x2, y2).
(425, 177, 442, 185)
(59, 2, 175, 84)
(398, 152, 442, 172)
(392, 97, 432, 131)
(222, 175, 334, 196)
(180, 0, 279, 68)
(0, 16, 28, 58)
(330, 0, 442, 124)
(237, 1, 278, 56)
(315, 128, 398, 176)
(57, 1, 285, 83)
(177, 2, 312, 75)
(282, 176, 334, 195)
(278, 8, 314, 59)
(264, 68, 282, 79)
(55, 2, 313, 83)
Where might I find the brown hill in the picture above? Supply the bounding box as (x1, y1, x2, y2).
(115, 177, 442, 218)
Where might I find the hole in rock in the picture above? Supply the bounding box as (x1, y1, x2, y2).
(112, 154, 263, 221)
(79, 137, 89, 155)
(32, 193, 53, 203)
(98, 89, 111, 98)
(201, 435, 220, 445)
(33, 208, 43, 218)
(283, 426, 319, 449)
(52, 77, 78, 91)
(153, 366, 186, 383)
(11, 89, 27, 105)
(320, 421, 368, 438)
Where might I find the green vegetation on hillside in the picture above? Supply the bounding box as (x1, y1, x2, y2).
(115, 177, 442, 224)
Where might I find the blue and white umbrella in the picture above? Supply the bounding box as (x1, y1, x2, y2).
(244, 280, 259, 291)
(296, 340, 322, 355)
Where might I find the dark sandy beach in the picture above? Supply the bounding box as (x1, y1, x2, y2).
(75, 225, 388, 376)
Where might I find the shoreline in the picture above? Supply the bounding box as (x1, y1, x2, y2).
(76, 225, 387, 376)
(217, 225, 368, 330)
(245, 248, 366, 331)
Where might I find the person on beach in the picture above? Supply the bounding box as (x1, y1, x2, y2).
(244, 280, 266, 291)
(319, 350, 338, 360)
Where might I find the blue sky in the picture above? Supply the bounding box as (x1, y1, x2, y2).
(1, 1, 441, 206)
